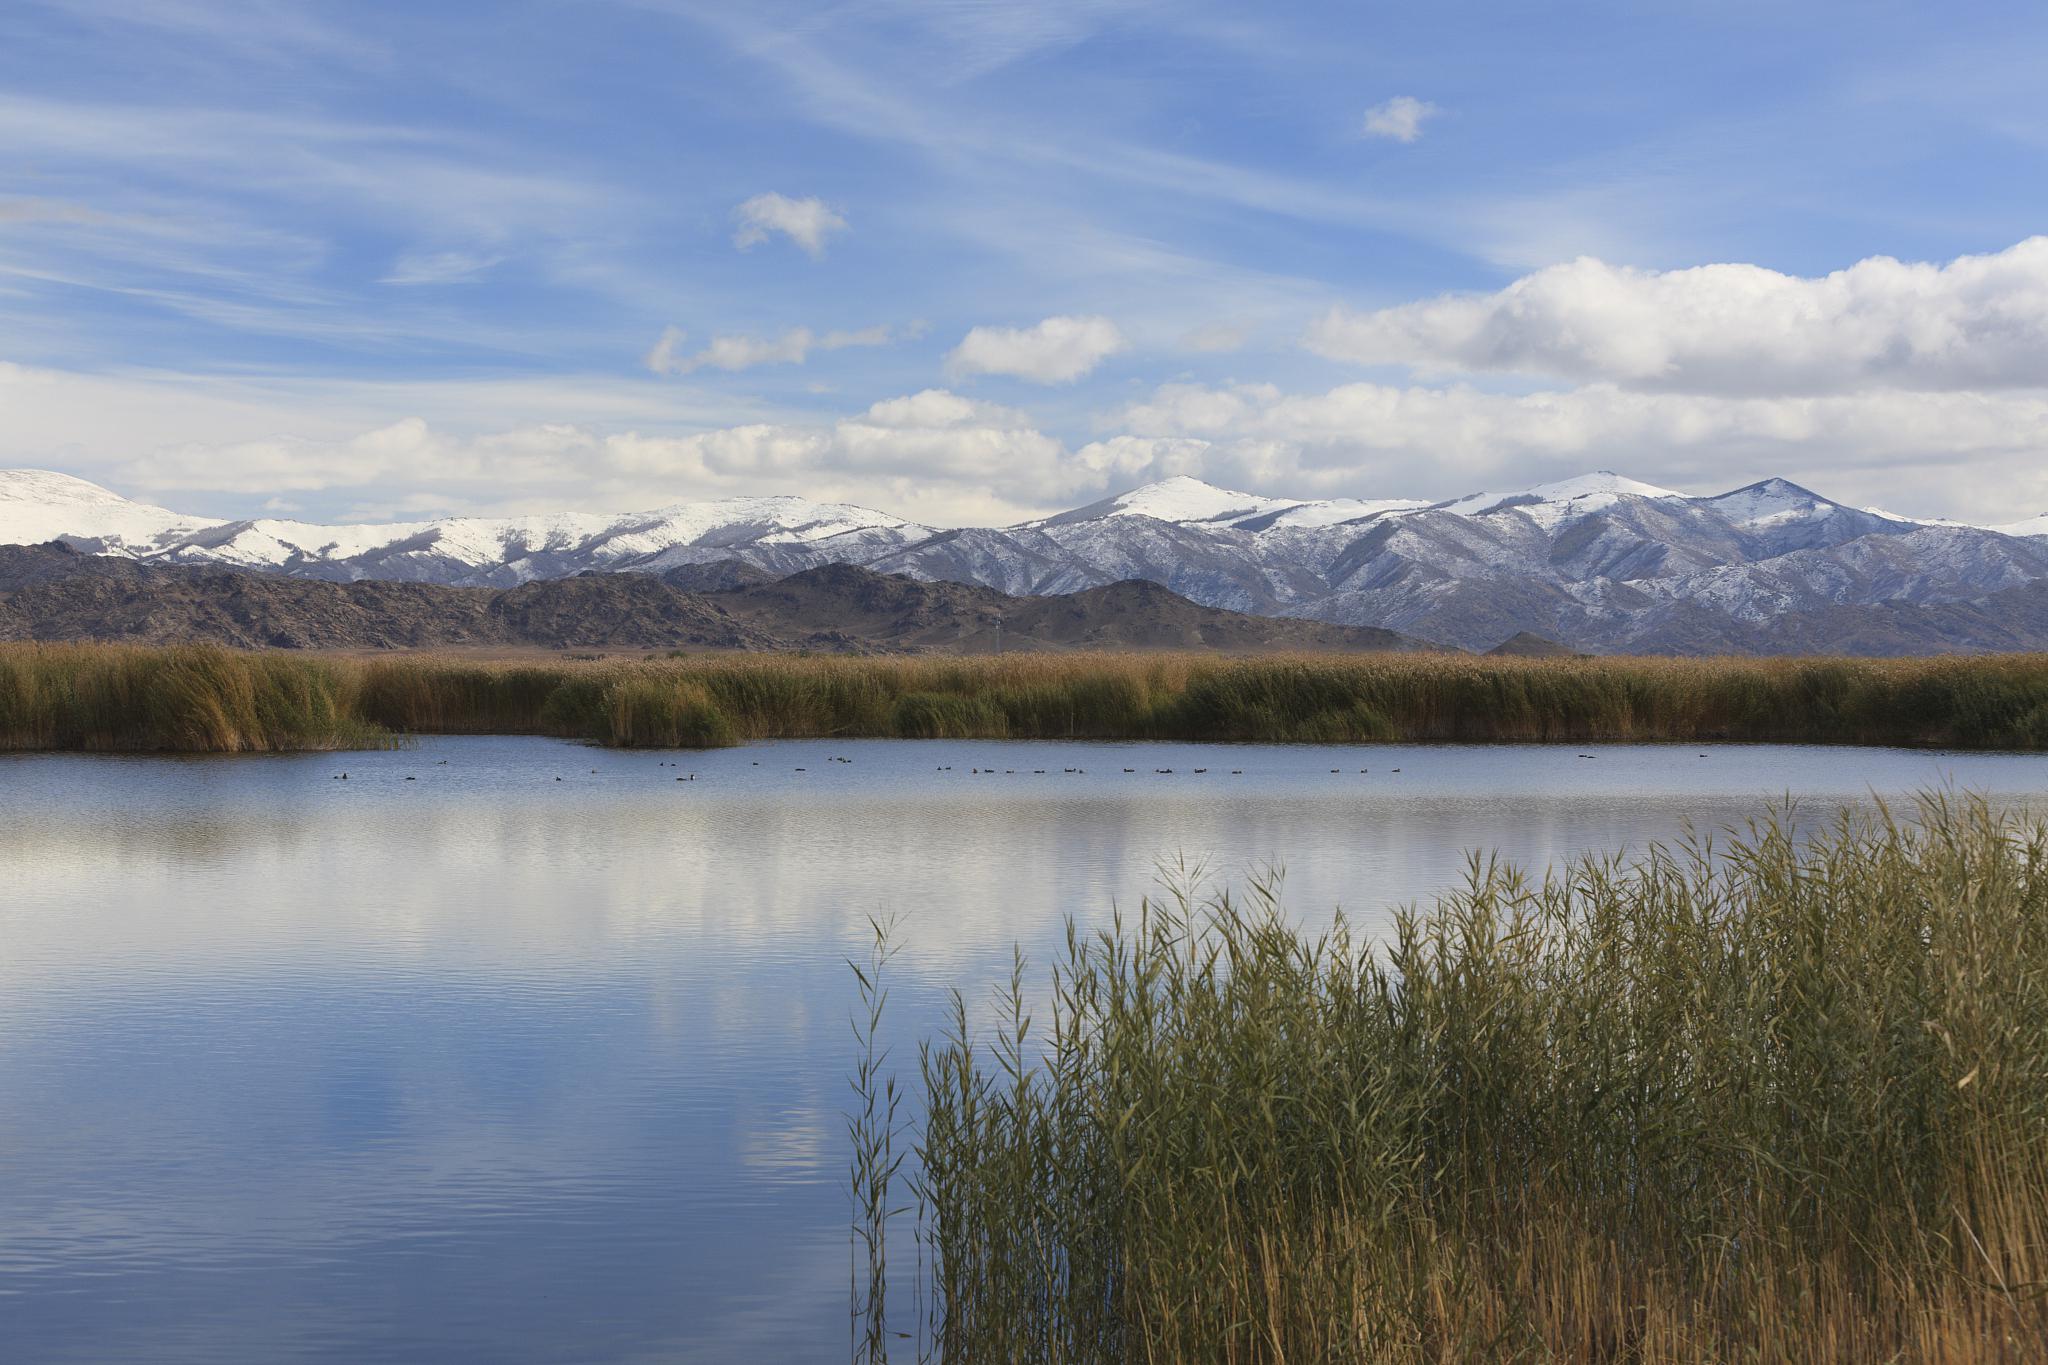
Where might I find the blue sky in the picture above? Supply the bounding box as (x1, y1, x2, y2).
(3, 0, 2046, 525)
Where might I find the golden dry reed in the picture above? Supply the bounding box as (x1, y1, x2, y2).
(4, 642, 2048, 751)
(851, 797, 2048, 1362)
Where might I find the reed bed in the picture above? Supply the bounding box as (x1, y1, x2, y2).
(5, 643, 2048, 751)
(851, 797, 2048, 1362)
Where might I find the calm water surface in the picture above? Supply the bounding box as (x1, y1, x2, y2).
(3, 737, 2045, 1362)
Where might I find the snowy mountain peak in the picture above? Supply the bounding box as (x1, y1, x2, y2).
(1994, 512, 2048, 538)
(1436, 470, 1683, 524)
(1702, 478, 1842, 529)
(0, 468, 225, 553)
(1524, 472, 1682, 503)
(1100, 476, 1293, 524)
(0, 468, 138, 507)
(1072, 477, 1430, 532)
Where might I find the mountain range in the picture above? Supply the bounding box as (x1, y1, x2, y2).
(6, 467, 2048, 654)
(0, 541, 1431, 654)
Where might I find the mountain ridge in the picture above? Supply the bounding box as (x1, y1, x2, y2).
(0, 541, 1434, 654)
(4, 468, 2046, 654)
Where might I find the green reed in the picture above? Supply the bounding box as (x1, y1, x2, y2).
(6, 643, 2048, 751)
(852, 797, 2048, 1362)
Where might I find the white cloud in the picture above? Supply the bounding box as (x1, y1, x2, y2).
(731, 192, 848, 258)
(945, 314, 1127, 384)
(861, 388, 1034, 430)
(1307, 236, 2048, 395)
(1361, 95, 1438, 143)
(644, 323, 898, 375)
(9, 349, 2048, 529)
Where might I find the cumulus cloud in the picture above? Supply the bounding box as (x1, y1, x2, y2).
(86, 377, 2048, 526)
(1361, 95, 1437, 143)
(1306, 237, 2048, 395)
(11, 340, 2048, 530)
(731, 192, 847, 258)
(860, 388, 1034, 430)
(0, 360, 1100, 523)
(644, 322, 898, 375)
(945, 314, 1127, 384)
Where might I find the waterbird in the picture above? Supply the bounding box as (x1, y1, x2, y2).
(1231, 769, 1242, 775)
(1194, 768, 1207, 774)
(1123, 768, 1135, 773)
(405, 776, 415, 781)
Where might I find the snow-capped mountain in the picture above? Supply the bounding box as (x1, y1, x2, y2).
(0, 469, 225, 554)
(0, 471, 931, 587)
(5, 466, 2047, 653)
(1995, 511, 2048, 539)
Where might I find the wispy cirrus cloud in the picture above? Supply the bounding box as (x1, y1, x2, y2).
(643, 322, 903, 375)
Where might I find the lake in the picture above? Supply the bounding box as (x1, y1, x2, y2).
(2, 737, 2044, 1362)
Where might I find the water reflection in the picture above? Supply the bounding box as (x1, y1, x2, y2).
(1, 737, 2043, 1362)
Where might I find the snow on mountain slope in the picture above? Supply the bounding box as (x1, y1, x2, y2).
(1705, 478, 1846, 530)
(1037, 477, 1426, 533)
(1991, 512, 2048, 538)
(0, 472, 929, 585)
(1434, 472, 1685, 527)
(1090, 475, 1295, 524)
(0, 468, 224, 552)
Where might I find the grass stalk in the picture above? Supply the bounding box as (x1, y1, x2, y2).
(861, 796, 2048, 1361)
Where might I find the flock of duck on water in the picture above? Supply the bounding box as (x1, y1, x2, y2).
(325, 746, 1685, 785)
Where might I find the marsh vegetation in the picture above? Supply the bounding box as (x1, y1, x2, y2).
(6, 643, 2048, 751)
(850, 797, 2048, 1362)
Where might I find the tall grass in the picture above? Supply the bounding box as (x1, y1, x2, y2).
(853, 797, 2048, 1362)
(6, 642, 2048, 751)
(0, 643, 392, 751)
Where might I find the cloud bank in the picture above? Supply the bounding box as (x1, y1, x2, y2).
(1307, 237, 2048, 395)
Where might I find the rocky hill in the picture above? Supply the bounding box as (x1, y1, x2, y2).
(0, 543, 1431, 653)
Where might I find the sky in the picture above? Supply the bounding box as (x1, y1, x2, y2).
(1, 0, 2046, 527)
